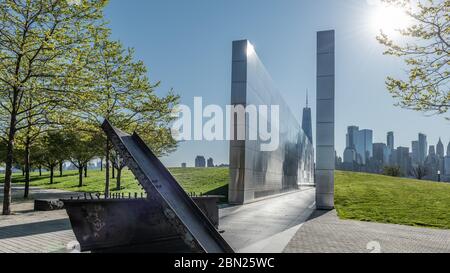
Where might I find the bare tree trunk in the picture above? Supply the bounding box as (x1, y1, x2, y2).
(39, 166, 42, 176)
(2, 107, 17, 215)
(112, 163, 115, 179)
(100, 158, 103, 171)
(24, 139, 30, 199)
(50, 166, 54, 184)
(104, 139, 110, 198)
(84, 165, 88, 178)
(59, 161, 63, 177)
(116, 167, 122, 190)
(78, 165, 83, 187)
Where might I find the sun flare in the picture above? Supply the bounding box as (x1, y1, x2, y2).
(372, 4, 411, 35)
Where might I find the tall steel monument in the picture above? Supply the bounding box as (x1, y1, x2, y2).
(316, 30, 335, 210)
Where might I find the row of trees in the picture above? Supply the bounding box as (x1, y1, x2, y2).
(0, 0, 179, 215)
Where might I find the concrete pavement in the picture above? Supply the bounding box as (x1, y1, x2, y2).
(219, 188, 316, 253)
(284, 210, 450, 253)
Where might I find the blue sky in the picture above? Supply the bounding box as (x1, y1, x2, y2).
(105, 0, 449, 167)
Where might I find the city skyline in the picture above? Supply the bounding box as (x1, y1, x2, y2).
(339, 124, 450, 181)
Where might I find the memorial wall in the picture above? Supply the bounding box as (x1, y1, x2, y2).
(229, 40, 315, 204)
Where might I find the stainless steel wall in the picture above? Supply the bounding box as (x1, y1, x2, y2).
(229, 40, 315, 205)
(316, 30, 335, 210)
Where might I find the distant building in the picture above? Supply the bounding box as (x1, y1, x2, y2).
(195, 156, 206, 168)
(394, 147, 411, 176)
(373, 143, 388, 165)
(411, 141, 419, 166)
(302, 92, 313, 144)
(343, 147, 357, 164)
(181, 163, 187, 168)
(345, 126, 373, 165)
(429, 145, 436, 157)
(355, 129, 373, 165)
(444, 156, 450, 177)
(425, 146, 439, 181)
(346, 126, 359, 149)
(387, 132, 394, 151)
(207, 158, 214, 168)
(445, 142, 450, 182)
(437, 138, 445, 158)
(418, 133, 428, 164)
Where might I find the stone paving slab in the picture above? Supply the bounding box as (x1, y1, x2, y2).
(0, 185, 80, 253)
(284, 210, 450, 253)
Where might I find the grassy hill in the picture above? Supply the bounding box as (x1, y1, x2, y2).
(335, 171, 450, 229)
(2, 168, 450, 229)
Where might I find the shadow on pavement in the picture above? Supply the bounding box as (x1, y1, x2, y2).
(0, 219, 71, 239)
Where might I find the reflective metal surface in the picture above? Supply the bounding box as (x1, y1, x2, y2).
(229, 40, 314, 204)
(316, 30, 335, 210)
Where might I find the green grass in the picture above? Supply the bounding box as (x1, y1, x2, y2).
(1, 168, 229, 201)
(335, 171, 450, 229)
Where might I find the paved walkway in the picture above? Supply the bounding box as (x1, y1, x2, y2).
(0, 184, 80, 253)
(284, 210, 450, 253)
(220, 188, 316, 253)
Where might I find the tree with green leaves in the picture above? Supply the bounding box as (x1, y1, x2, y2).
(377, 0, 449, 116)
(65, 129, 102, 187)
(77, 34, 179, 193)
(35, 131, 70, 184)
(14, 95, 59, 198)
(0, 0, 107, 215)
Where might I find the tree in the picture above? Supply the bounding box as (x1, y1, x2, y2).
(0, 0, 108, 215)
(377, 0, 449, 116)
(66, 130, 102, 188)
(75, 35, 179, 193)
(110, 150, 124, 190)
(14, 97, 57, 198)
(36, 132, 70, 185)
(411, 164, 428, 180)
(383, 166, 402, 177)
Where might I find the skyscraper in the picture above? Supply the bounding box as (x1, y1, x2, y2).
(412, 141, 419, 165)
(437, 138, 445, 158)
(429, 145, 436, 156)
(207, 158, 214, 168)
(395, 147, 411, 176)
(344, 126, 372, 165)
(445, 142, 450, 178)
(355, 129, 373, 165)
(418, 133, 428, 164)
(373, 143, 388, 165)
(387, 132, 394, 151)
(302, 91, 313, 144)
(195, 156, 206, 168)
(346, 126, 359, 149)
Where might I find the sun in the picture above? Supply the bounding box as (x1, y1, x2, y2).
(371, 4, 411, 35)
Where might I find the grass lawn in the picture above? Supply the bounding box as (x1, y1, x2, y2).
(0, 167, 229, 201)
(335, 171, 450, 230)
